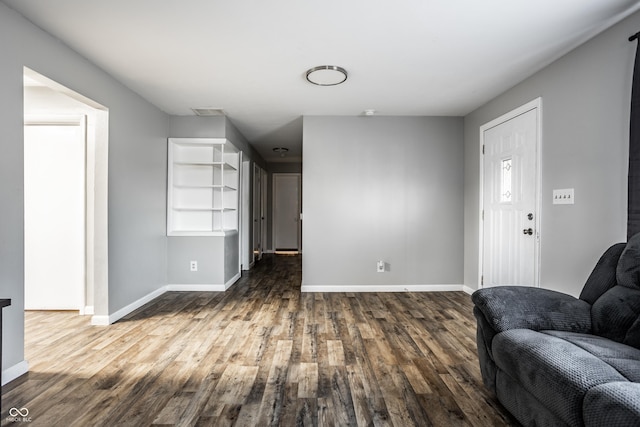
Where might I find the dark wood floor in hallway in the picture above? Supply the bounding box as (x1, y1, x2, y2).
(3, 255, 516, 426)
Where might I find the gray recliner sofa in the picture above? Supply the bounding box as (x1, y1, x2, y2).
(472, 234, 640, 426)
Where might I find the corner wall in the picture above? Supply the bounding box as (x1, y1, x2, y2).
(463, 11, 640, 296)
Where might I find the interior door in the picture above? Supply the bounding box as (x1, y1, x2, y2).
(273, 173, 301, 251)
(482, 103, 539, 287)
(24, 119, 86, 309)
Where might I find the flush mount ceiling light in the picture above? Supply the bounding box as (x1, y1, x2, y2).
(305, 65, 348, 86)
(273, 147, 289, 157)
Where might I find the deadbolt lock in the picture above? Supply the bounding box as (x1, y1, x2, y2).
(527, 213, 534, 220)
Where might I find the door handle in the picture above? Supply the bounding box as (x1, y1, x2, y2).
(523, 228, 533, 236)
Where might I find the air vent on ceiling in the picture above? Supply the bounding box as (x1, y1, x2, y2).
(191, 108, 225, 116)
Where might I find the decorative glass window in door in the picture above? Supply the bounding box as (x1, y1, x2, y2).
(501, 158, 512, 203)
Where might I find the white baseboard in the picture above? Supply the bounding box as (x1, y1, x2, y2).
(3, 360, 29, 386)
(91, 315, 110, 326)
(167, 274, 241, 292)
(167, 284, 226, 291)
(462, 285, 476, 295)
(300, 284, 465, 292)
(108, 287, 168, 324)
(225, 272, 241, 290)
(105, 274, 242, 324)
(79, 305, 94, 316)
(89, 287, 169, 325)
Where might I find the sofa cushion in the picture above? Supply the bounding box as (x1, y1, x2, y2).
(472, 286, 592, 334)
(543, 331, 640, 382)
(493, 329, 629, 427)
(625, 317, 640, 348)
(616, 232, 640, 290)
(579, 243, 625, 304)
(591, 286, 640, 345)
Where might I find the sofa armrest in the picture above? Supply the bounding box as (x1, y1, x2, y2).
(584, 382, 640, 427)
(471, 286, 592, 334)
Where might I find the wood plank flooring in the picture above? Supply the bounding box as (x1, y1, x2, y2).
(2, 255, 516, 426)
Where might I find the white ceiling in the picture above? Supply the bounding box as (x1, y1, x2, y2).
(4, 0, 640, 162)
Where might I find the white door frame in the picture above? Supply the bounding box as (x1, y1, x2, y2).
(241, 156, 252, 270)
(261, 167, 268, 254)
(252, 163, 263, 262)
(478, 97, 542, 289)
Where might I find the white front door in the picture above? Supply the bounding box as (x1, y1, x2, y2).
(273, 173, 301, 251)
(481, 100, 540, 288)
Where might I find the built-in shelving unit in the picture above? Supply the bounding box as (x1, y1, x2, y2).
(167, 138, 239, 236)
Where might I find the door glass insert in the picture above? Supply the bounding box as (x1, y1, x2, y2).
(501, 158, 512, 203)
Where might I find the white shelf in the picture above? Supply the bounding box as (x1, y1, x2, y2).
(174, 184, 237, 190)
(167, 138, 240, 236)
(174, 161, 237, 169)
(172, 207, 237, 212)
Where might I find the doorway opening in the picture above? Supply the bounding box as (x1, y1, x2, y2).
(479, 98, 542, 288)
(23, 67, 109, 324)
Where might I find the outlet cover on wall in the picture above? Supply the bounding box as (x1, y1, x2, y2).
(376, 260, 385, 273)
(190, 260, 198, 272)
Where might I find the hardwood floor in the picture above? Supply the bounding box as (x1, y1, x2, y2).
(2, 255, 516, 426)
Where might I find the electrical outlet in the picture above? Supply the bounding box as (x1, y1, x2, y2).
(377, 261, 385, 273)
(190, 260, 198, 272)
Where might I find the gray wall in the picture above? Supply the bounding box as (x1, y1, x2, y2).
(168, 115, 226, 138)
(302, 116, 464, 288)
(0, 3, 168, 375)
(226, 119, 268, 170)
(167, 237, 225, 284)
(463, 11, 640, 296)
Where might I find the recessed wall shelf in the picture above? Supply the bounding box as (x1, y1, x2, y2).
(167, 138, 240, 236)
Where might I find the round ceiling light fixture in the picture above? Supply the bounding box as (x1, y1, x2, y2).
(305, 65, 348, 86)
(273, 147, 289, 157)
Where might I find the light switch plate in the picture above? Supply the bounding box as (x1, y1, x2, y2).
(553, 188, 574, 205)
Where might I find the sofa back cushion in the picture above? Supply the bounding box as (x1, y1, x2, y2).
(592, 286, 640, 346)
(617, 232, 640, 289)
(579, 242, 625, 305)
(591, 233, 640, 348)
